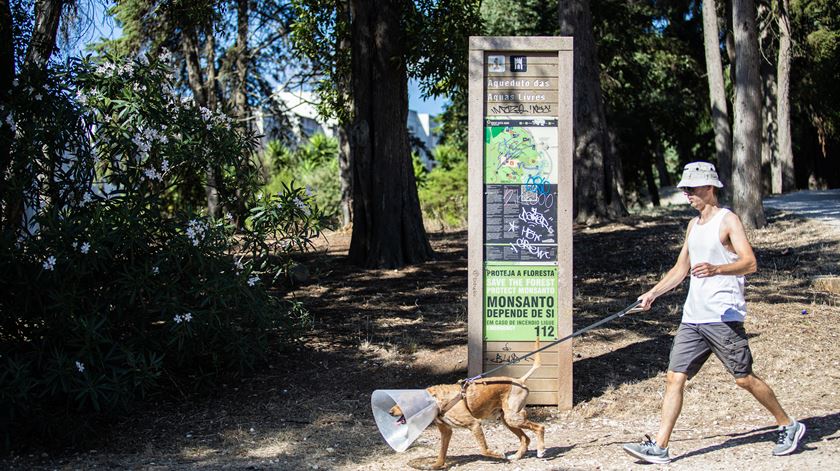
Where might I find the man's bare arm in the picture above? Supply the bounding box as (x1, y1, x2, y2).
(638, 221, 694, 310)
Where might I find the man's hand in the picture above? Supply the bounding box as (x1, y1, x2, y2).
(690, 262, 719, 278)
(637, 291, 657, 310)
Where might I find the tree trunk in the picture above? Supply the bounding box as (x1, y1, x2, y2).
(702, 0, 733, 194)
(5, 0, 64, 231)
(644, 164, 660, 207)
(205, 30, 219, 110)
(758, 2, 776, 196)
(731, 0, 766, 228)
(348, 0, 434, 268)
(337, 0, 353, 228)
(606, 130, 627, 215)
(204, 28, 222, 218)
(338, 123, 353, 227)
(23, 0, 65, 72)
(654, 141, 671, 187)
(723, 0, 737, 194)
(559, 0, 626, 223)
(775, 0, 794, 193)
(182, 29, 208, 107)
(234, 0, 249, 119)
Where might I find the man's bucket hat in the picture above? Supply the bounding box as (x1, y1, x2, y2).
(677, 161, 723, 188)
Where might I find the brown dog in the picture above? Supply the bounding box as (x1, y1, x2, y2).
(389, 340, 545, 469)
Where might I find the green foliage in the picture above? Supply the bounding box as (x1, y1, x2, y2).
(0, 53, 320, 447)
(290, 0, 352, 122)
(417, 145, 467, 229)
(292, 0, 482, 119)
(592, 0, 710, 192)
(261, 134, 341, 228)
(413, 151, 429, 188)
(431, 142, 467, 171)
(792, 0, 840, 139)
(437, 89, 469, 151)
(481, 0, 557, 37)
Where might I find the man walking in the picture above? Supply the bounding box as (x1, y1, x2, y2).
(622, 162, 805, 464)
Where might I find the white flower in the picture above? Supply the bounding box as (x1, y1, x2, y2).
(152, 266, 160, 275)
(305, 185, 314, 196)
(174, 313, 192, 324)
(247, 275, 259, 287)
(183, 312, 192, 322)
(80, 242, 90, 254)
(42, 255, 56, 271)
(11, 79, 18, 87)
(293, 197, 311, 216)
(160, 48, 173, 63)
(34, 93, 42, 101)
(82, 193, 93, 205)
(144, 168, 163, 181)
(75, 361, 85, 373)
(173, 314, 182, 323)
(256, 193, 263, 200)
(186, 219, 209, 246)
(225, 212, 233, 221)
(161, 159, 170, 172)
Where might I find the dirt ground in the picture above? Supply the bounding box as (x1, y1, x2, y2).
(4, 206, 840, 470)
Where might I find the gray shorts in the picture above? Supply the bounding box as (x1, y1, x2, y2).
(669, 322, 753, 379)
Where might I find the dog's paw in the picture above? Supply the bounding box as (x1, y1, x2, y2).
(505, 452, 523, 461)
(536, 449, 546, 458)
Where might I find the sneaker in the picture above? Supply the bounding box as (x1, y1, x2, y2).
(623, 434, 671, 464)
(773, 420, 806, 456)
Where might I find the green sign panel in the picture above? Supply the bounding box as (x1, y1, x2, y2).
(484, 264, 558, 341)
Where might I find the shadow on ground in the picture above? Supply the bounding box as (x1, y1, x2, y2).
(6, 208, 839, 469)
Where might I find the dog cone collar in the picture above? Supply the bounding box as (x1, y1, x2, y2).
(371, 389, 439, 452)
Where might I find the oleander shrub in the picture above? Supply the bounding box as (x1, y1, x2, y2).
(0, 52, 321, 447)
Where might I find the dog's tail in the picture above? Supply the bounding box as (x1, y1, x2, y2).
(517, 337, 542, 383)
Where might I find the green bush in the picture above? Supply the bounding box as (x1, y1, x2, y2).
(0, 53, 320, 447)
(261, 134, 342, 228)
(417, 145, 467, 229)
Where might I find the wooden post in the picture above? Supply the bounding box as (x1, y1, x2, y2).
(468, 37, 574, 408)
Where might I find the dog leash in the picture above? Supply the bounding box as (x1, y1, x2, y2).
(461, 299, 644, 384)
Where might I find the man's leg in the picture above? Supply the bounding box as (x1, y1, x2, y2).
(656, 371, 688, 447)
(735, 374, 791, 425)
(624, 324, 708, 464)
(704, 322, 806, 455)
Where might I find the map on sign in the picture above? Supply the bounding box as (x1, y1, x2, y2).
(484, 118, 558, 185)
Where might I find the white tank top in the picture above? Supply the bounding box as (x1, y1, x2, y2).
(683, 208, 747, 323)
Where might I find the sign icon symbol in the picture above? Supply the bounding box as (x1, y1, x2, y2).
(511, 55, 527, 72)
(488, 55, 505, 73)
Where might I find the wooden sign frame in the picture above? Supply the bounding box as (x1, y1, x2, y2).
(467, 36, 574, 408)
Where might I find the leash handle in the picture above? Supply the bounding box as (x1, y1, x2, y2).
(465, 299, 643, 382)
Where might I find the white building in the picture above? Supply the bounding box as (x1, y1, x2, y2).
(254, 91, 339, 147)
(407, 110, 440, 170)
(258, 91, 440, 168)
